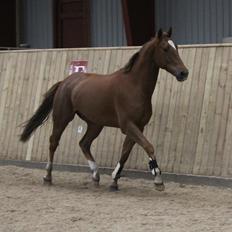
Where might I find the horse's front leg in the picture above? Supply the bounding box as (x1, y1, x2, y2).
(110, 136, 135, 191)
(124, 122, 165, 191)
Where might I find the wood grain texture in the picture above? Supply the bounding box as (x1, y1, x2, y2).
(0, 45, 231, 178)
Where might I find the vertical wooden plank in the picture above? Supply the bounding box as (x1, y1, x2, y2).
(189, 48, 209, 173)
(205, 47, 224, 175)
(181, 48, 208, 174)
(1, 53, 18, 158)
(0, 53, 5, 86)
(177, 48, 196, 173)
(0, 53, 10, 158)
(212, 47, 231, 176)
(162, 77, 179, 172)
(102, 50, 111, 74)
(155, 71, 172, 169)
(6, 52, 28, 160)
(193, 47, 216, 174)
(1, 52, 17, 157)
(221, 48, 232, 176)
(0, 53, 12, 157)
(214, 47, 232, 176)
(227, 95, 232, 176)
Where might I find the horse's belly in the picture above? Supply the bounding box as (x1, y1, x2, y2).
(73, 92, 119, 127)
(77, 106, 119, 127)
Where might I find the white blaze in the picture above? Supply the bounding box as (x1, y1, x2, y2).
(168, 40, 176, 50)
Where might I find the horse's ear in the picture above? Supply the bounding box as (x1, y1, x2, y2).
(167, 27, 172, 37)
(157, 28, 163, 39)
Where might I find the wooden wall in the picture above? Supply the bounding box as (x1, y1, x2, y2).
(0, 44, 232, 178)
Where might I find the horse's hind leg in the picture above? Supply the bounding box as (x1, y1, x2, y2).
(43, 112, 74, 184)
(110, 135, 136, 191)
(79, 122, 103, 185)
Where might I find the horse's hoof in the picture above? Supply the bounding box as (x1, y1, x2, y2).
(92, 173, 100, 182)
(92, 178, 100, 187)
(109, 183, 119, 192)
(43, 176, 52, 185)
(155, 183, 165, 191)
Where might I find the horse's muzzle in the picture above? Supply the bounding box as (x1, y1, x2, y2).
(176, 70, 189, 82)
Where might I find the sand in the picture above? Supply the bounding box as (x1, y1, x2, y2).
(0, 165, 231, 232)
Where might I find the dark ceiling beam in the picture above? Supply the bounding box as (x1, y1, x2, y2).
(121, 0, 155, 46)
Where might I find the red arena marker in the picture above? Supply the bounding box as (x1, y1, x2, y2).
(69, 60, 88, 74)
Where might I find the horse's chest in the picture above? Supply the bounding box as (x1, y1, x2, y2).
(141, 106, 152, 125)
(132, 103, 152, 126)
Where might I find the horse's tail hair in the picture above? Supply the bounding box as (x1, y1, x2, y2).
(20, 81, 62, 142)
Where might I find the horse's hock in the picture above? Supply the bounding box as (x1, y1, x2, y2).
(0, 44, 232, 178)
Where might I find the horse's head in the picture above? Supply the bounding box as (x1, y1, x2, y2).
(153, 28, 189, 82)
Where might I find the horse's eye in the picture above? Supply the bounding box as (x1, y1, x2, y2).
(164, 47, 169, 52)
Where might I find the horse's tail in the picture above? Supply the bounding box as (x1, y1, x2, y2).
(20, 81, 62, 142)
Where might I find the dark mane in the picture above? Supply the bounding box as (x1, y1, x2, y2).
(123, 51, 140, 73)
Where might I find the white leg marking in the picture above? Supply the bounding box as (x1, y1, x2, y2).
(88, 160, 99, 179)
(112, 162, 121, 179)
(46, 161, 52, 170)
(154, 168, 163, 184)
(151, 169, 155, 175)
(88, 160, 97, 171)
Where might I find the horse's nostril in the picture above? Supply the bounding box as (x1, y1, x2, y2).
(176, 70, 189, 81)
(181, 70, 189, 77)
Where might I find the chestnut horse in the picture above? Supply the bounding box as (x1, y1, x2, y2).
(20, 28, 188, 191)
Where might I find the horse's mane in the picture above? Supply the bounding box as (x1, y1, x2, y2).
(123, 37, 157, 73)
(123, 51, 140, 73)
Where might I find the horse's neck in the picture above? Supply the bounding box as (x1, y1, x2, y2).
(131, 42, 159, 98)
